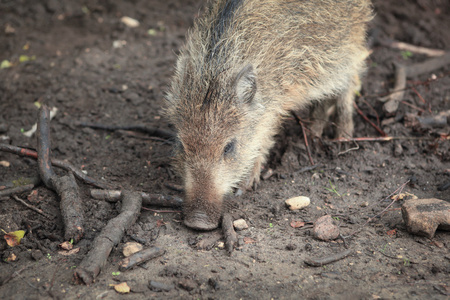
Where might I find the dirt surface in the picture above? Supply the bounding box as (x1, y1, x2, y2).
(1, 0, 449, 299)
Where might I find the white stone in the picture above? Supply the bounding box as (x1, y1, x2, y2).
(285, 196, 310, 210)
(233, 219, 248, 231)
(120, 16, 140, 28)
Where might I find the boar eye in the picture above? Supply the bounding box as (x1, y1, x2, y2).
(223, 140, 236, 156)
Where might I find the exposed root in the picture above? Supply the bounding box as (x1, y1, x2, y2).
(304, 248, 353, 267)
(0, 144, 114, 190)
(381, 52, 450, 114)
(37, 105, 84, 243)
(73, 190, 142, 285)
(90, 189, 182, 207)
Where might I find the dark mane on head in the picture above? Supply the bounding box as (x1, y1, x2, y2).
(208, 0, 244, 61)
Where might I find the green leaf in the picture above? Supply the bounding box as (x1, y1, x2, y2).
(0, 60, 12, 69)
(19, 55, 35, 63)
(401, 51, 412, 60)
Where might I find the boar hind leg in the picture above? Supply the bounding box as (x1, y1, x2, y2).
(309, 98, 335, 138)
(244, 154, 263, 191)
(335, 74, 361, 139)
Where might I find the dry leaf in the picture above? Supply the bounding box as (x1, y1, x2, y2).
(27, 190, 39, 202)
(6, 253, 17, 262)
(59, 241, 74, 250)
(386, 229, 397, 237)
(392, 192, 418, 200)
(112, 282, 130, 294)
(58, 248, 80, 256)
(4, 230, 26, 247)
(290, 220, 306, 228)
(243, 237, 257, 244)
(123, 242, 143, 257)
(156, 219, 166, 227)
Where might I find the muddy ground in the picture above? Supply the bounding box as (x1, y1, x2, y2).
(0, 0, 449, 299)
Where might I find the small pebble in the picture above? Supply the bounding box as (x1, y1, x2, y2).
(178, 278, 197, 291)
(112, 40, 127, 49)
(123, 91, 143, 106)
(381, 117, 395, 127)
(285, 196, 310, 210)
(31, 250, 43, 261)
(394, 141, 403, 157)
(0, 123, 7, 133)
(123, 242, 143, 257)
(120, 16, 140, 28)
(149, 280, 174, 292)
(286, 244, 297, 251)
(0, 160, 10, 167)
(233, 219, 248, 231)
(313, 215, 339, 241)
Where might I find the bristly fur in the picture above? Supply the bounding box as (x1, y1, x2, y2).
(165, 0, 373, 229)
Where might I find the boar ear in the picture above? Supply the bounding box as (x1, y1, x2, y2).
(233, 65, 256, 104)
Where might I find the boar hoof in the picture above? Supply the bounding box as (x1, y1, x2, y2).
(184, 211, 219, 230)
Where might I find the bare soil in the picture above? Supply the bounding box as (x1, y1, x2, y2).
(0, 0, 449, 299)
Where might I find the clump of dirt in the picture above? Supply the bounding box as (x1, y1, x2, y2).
(0, 0, 449, 299)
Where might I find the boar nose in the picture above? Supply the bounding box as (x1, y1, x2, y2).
(184, 211, 219, 230)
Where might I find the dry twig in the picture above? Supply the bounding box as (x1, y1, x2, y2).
(0, 144, 114, 190)
(0, 184, 35, 199)
(299, 118, 315, 165)
(0, 176, 41, 190)
(119, 246, 165, 271)
(354, 101, 387, 136)
(292, 113, 315, 165)
(379, 38, 446, 57)
(344, 179, 410, 238)
(12, 195, 52, 219)
(164, 182, 184, 193)
(78, 123, 175, 140)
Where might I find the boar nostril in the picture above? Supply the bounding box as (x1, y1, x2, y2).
(184, 211, 219, 230)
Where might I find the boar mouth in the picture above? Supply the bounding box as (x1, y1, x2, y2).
(183, 210, 220, 230)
